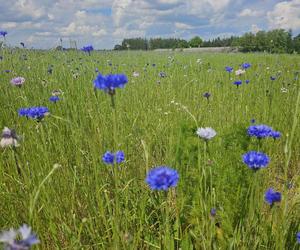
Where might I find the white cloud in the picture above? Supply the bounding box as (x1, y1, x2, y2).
(267, 0, 300, 31)
(238, 8, 263, 17)
(251, 24, 261, 34)
(175, 22, 194, 29)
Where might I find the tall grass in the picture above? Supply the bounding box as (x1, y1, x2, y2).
(0, 49, 299, 249)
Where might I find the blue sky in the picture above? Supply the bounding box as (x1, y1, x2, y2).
(0, 0, 299, 49)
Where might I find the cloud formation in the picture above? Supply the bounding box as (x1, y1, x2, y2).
(0, 0, 299, 49)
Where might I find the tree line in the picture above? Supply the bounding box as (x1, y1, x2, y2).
(114, 29, 300, 53)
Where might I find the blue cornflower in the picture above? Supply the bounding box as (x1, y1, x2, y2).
(245, 79, 250, 84)
(0, 224, 39, 249)
(270, 76, 276, 81)
(270, 130, 281, 139)
(264, 188, 281, 206)
(0, 31, 7, 37)
(93, 73, 128, 95)
(49, 96, 60, 103)
(297, 232, 300, 243)
(115, 151, 125, 164)
(18, 107, 49, 120)
(102, 151, 115, 165)
(247, 124, 273, 139)
(203, 92, 211, 99)
(210, 208, 217, 217)
(233, 80, 242, 86)
(225, 66, 233, 73)
(159, 72, 166, 78)
(250, 119, 256, 124)
(81, 45, 94, 55)
(242, 63, 251, 69)
(145, 166, 179, 191)
(242, 151, 270, 170)
(102, 151, 125, 165)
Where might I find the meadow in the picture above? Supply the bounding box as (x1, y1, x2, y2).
(0, 49, 299, 249)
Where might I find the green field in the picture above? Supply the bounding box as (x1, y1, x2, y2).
(0, 50, 299, 249)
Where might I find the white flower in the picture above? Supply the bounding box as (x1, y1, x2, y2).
(132, 71, 139, 77)
(196, 127, 217, 140)
(0, 229, 17, 244)
(0, 127, 20, 148)
(235, 69, 246, 76)
(281, 87, 288, 93)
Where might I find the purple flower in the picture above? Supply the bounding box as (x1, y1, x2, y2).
(270, 130, 281, 139)
(115, 151, 125, 164)
(49, 96, 60, 103)
(210, 208, 216, 217)
(102, 151, 125, 165)
(0, 224, 39, 249)
(270, 76, 276, 81)
(242, 63, 251, 69)
(233, 80, 242, 86)
(10, 77, 25, 87)
(93, 73, 128, 94)
(203, 92, 211, 99)
(264, 188, 281, 206)
(225, 66, 233, 73)
(245, 80, 250, 84)
(296, 232, 300, 243)
(18, 107, 49, 120)
(242, 151, 270, 170)
(145, 166, 179, 191)
(81, 45, 94, 55)
(247, 124, 273, 139)
(0, 31, 7, 37)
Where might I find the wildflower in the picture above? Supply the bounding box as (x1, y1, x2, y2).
(203, 92, 211, 99)
(196, 127, 217, 140)
(102, 151, 114, 164)
(0, 224, 39, 249)
(0, 127, 20, 148)
(93, 73, 128, 95)
(233, 80, 242, 86)
(10, 77, 25, 87)
(264, 188, 281, 206)
(250, 119, 256, 124)
(49, 96, 60, 103)
(245, 80, 250, 84)
(242, 151, 269, 170)
(297, 232, 300, 243)
(18, 107, 49, 120)
(210, 208, 217, 217)
(270, 76, 276, 81)
(247, 124, 273, 139)
(0, 31, 7, 37)
(102, 151, 125, 165)
(4, 70, 10, 73)
(241, 63, 251, 69)
(235, 69, 245, 76)
(81, 45, 94, 55)
(132, 71, 139, 77)
(145, 166, 179, 191)
(225, 66, 233, 73)
(115, 151, 125, 164)
(159, 72, 166, 78)
(20, 42, 25, 48)
(280, 87, 288, 93)
(196, 58, 202, 64)
(51, 90, 62, 96)
(270, 130, 281, 139)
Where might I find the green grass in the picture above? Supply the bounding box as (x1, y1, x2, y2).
(0, 49, 299, 249)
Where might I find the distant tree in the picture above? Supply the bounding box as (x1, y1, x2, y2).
(114, 44, 123, 50)
(189, 36, 203, 47)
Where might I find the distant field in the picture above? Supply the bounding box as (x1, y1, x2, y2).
(154, 46, 238, 52)
(0, 50, 299, 249)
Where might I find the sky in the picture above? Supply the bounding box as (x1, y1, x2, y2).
(0, 0, 300, 49)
